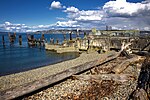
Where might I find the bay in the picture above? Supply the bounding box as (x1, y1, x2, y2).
(0, 32, 84, 76)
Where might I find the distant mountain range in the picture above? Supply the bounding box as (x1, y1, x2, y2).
(0, 30, 150, 34)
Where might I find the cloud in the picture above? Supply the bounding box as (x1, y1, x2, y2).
(56, 17, 66, 21)
(0, 21, 56, 32)
(50, 1, 62, 9)
(64, 6, 105, 22)
(1, 0, 150, 32)
(5, 22, 11, 26)
(52, 2, 150, 31)
(59, 6, 106, 29)
(103, 0, 150, 17)
(64, 6, 79, 13)
(0, 22, 30, 32)
(75, 10, 104, 21)
(56, 20, 80, 28)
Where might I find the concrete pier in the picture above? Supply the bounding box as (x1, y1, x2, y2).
(45, 35, 150, 53)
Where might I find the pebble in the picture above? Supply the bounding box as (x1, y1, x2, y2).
(24, 55, 142, 100)
(0, 51, 105, 91)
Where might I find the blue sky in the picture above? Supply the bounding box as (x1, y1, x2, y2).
(0, 0, 150, 32)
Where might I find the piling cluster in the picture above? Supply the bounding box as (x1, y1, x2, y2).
(1, 33, 46, 48)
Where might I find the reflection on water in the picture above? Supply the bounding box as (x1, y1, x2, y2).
(0, 33, 82, 76)
(0, 47, 79, 76)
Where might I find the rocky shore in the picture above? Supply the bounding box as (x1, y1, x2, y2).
(23, 56, 144, 100)
(0, 51, 109, 92)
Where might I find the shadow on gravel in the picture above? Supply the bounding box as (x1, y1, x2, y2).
(129, 57, 150, 100)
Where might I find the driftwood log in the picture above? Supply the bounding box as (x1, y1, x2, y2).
(94, 41, 133, 66)
(133, 51, 150, 57)
(72, 74, 136, 83)
(90, 52, 120, 74)
(90, 42, 133, 74)
(112, 56, 144, 74)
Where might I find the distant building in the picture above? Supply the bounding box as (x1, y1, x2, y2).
(94, 30, 140, 36)
(106, 25, 112, 31)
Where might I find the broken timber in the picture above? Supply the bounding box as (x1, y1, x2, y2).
(72, 74, 136, 83)
(0, 52, 120, 100)
(112, 56, 144, 74)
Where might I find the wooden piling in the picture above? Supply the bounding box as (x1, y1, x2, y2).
(19, 35, 22, 45)
(2, 35, 5, 46)
(56, 39, 59, 45)
(41, 33, 45, 40)
(84, 32, 86, 37)
(50, 38, 54, 44)
(76, 30, 79, 38)
(31, 35, 34, 40)
(70, 31, 72, 40)
(63, 32, 66, 41)
(8, 33, 16, 45)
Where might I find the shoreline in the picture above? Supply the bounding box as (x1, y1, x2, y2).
(0, 51, 113, 92)
(0, 51, 80, 76)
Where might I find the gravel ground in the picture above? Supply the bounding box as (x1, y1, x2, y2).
(23, 56, 143, 100)
(23, 74, 139, 100)
(0, 51, 113, 92)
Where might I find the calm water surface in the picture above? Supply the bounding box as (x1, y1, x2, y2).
(0, 33, 83, 76)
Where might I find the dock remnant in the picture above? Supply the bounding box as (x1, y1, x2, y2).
(69, 31, 72, 40)
(27, 34, 45, 47)
(18, 35, 22, 45)
(8, 32, 16, 45)
(2, 35, 5, 47)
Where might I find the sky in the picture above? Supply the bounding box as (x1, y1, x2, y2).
(0, 0, 150, 32)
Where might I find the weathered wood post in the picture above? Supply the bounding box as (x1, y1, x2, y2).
(31, 35, 34, 40)
(56, 38, 59, 45)
(69, 31, 72, 40)
(2, 35, 5, 46)
(50, 38, 55, 45)
(31, 35, 34, 46)
(63, 32, 66, 41)
(39, 39, 41, 48)
(50, 38, 52, 44)
(76, 29, 79, 38)
(14, 32, 16, 39)
(84, 32, 86, 38)
(19, 35, 22, 45)
(41, 34, 45, 46)
(8, 33, 15, 46)
(49, 38, 54, 44)
(41, 33, 45, 41)
(87, 37, 90, 51)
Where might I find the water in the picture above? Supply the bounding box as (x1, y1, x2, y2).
(0, 32, 84, 76)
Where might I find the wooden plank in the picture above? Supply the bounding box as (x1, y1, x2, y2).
(72, 74, 136, 82)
